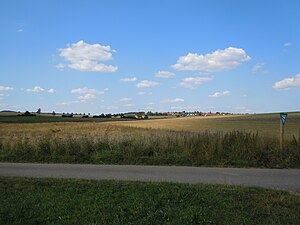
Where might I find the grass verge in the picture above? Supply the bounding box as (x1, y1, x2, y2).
(0, 177, 299, 225)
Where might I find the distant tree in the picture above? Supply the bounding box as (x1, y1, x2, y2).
(37, 108, 41, 114)
(52, 111, 56, 116)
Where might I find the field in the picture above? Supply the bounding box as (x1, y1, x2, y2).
(111, 112, 300, 139)
(0, 177, 299, 225)
(0, 113, 299, 168)
(0, 114, 136, 123)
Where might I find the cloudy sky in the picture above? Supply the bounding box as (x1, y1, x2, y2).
(1, 0, 299, 114)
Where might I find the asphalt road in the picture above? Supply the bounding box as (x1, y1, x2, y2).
(1, 163, 299, 192)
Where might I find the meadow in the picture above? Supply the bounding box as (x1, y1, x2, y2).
(0, 113, 299, 168)
(1, 177, 299, 225)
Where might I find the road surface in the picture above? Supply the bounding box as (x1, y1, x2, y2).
(0, 163, 299, 192)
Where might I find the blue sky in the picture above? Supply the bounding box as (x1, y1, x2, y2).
(0, 0, 299, 114)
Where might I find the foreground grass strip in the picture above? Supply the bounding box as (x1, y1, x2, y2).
(0, 177, 299, 225)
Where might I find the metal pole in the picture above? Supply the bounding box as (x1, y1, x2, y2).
(280, 118, 283, 150)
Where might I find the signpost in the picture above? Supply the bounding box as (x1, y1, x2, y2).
(279, 113, 288, 150)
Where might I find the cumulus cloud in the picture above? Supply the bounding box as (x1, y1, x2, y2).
(120, 98, 132, 101)
(48, 88, 55, 93)
(209, 90, 230, 98)
(252, 63, 264, 73)
(78, 93, 96, 100)
(272, 74, 300, 90)
(155, 71, 175, 78)
(57, 40, 118, 72)
(180, 77, 212, 89)
(71, 87, 106, 95)
(26, 86, 45, 93)
(71, 87, 108, 101)
(136, 80, 159, 88)
(161, 98, 185, 103)
(172, 47, 250, 72)
(0, 86, 13, 91)
(137, 91, 153, 95)
(120, 77, 137, 82)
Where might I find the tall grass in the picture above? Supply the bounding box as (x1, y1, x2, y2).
(0, 125, 299, 168)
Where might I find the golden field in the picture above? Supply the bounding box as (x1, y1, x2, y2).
(0, 113, 299, 168)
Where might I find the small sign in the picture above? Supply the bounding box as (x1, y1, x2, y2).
(280, 113, 288, 126)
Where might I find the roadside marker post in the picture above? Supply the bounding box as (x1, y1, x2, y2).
(280, 113, 288, 150)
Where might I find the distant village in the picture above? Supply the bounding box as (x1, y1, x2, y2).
(15, 108, 236, 119)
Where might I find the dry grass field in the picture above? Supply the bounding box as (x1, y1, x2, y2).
(0, 113, 299, 168)
(110, 113, 300, 139)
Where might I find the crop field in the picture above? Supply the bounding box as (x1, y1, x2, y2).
(111, 112, 300, 139)
(0, 113, 299, 168)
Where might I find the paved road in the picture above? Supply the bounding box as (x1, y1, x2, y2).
(0, 163, 299, 192)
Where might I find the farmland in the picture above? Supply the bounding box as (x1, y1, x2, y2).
(0, 113, 299, 168)
(111, 112, 300, 139)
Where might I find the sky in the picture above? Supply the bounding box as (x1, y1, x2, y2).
(0, 0, 299, 114)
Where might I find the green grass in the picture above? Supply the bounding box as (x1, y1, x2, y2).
(0, 177, 299, 225)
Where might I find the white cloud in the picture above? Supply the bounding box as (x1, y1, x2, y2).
(56, 64, 66, 70)
(180, 77, 212, 89)
(284, 42, 292, 47)
(155, 71, 175, 78)
(120, 98, 132, 101)
(148, 102, 155, 105)
(78, 93, 96, 100)
(172, 47, 250, 72)
(0, 93, 9, 99)
(138, 91, 146, 95)
(48, 88, 55, 93)
(137, 91, 153, 95)
(124, 104, 134, 107)
(26, 86, 45, 93)
(0, 86, 13, 91)
(252, 63, 264, 73)
(272, 74, 300, 90)
(57, 40, 118, 72)
(136, 80, 159, 88)
(17, 28, 23, 32)
(209, 90, 230, 98)
(161, 98, 185, 103)
(120, 77, 137, 82)
(71, 87, 106, 95)
(171, 106, 200, 110)
(57, 100, 80, 105)
(71, 87, 108, 101)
